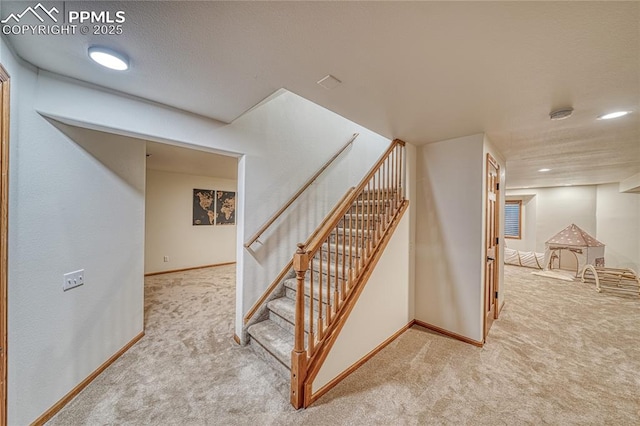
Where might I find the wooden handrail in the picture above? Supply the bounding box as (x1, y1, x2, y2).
(305, 139, 405, 257)
(243, 187, 356, 324)
(244, 133, 359, 248)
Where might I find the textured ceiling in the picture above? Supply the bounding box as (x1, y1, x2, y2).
(2, 1, 639, 189)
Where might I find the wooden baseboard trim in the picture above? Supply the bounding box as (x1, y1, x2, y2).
(233, 334, 241, 345)
(30, 331, 145, 426)
(412, 319, 483, 347)
(144, 262, 236, 276)
(308, 320, 414, 405)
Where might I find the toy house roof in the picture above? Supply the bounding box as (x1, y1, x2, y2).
(545, 223, 604, 247)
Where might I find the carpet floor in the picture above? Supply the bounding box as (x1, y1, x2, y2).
(48, 264, 640, 425)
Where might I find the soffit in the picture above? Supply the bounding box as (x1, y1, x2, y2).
(145, 141, 238, 180)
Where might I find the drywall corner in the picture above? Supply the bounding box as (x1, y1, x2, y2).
(414, 133, 485, 342)
(406, 142, 417, 320)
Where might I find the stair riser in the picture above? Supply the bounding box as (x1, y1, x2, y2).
(338, 219, 378, 231)
(281, 290, 339, 332)
(356, 191, 397, 201)
(315, 247, 356, 260)
(314, 245, 362, 265)
(268, 310, 310, 340)
(310, 265, 353, 281)
(289, 280, 347, 306)
(348, 204, 391, 215)
(248, 338, 291, 378)
(284, 277, 340, 293)
(312, 248, 368, 280)
(313, 249, 358, 266)
(285, 287, 336, 308)
(328, 232, 372, 247)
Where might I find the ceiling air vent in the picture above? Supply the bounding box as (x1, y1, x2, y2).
(317, 74, 342, 90)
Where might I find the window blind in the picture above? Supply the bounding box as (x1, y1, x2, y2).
(505, 201, 521, 239)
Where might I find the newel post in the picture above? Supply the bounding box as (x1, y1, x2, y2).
(291, 242, 309, 409)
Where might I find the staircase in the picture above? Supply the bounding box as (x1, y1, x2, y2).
(247, 191, 386, 373)
(243, 139, 407, 408)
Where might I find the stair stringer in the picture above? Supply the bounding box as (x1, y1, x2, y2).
(302, 200, 410, 407)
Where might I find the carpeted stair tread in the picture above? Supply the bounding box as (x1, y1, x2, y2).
(357, 188, 397, 197)
(241, 192, 395, 386)
(333, 227, 370, 236)
(309, 259, 352, 279)
(268, 297, 319, 333)
(327, 227, 372, 246)
(340, 213, 381, 227)
(320, 242, 363, 258)
(268, 297, 296, 324)
(284, 277, 340, 303)
(247, 320, 293, 369)
(352, 199, 390, 206)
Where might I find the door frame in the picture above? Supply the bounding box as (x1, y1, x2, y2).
(0, 63, 10, 426)
(483, 153, 500, 340)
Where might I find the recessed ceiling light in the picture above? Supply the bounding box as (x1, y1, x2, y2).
(549, 107, 573, 121)
(597, 111, 632, 120)
(88, 46, 129, 71)
(538, 168, 551, 172)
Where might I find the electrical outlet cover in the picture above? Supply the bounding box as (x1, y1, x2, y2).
(63, 269, 85, 291)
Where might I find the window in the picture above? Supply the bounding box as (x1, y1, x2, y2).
(505, 200, 522, 239)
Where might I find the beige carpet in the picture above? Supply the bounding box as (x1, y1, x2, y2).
(48, 264, 640, 425)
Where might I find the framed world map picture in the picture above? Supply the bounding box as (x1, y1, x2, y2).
(193, 189, 216, 225)
(216, 191, 236, 225)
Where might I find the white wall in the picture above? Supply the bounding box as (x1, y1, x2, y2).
(414, 134, 485, 343)
(507, 184, 640, 272)
(3, 40, 145, 425)
(145, 169, 237, 274)
(226, 92, 391, 338)
(506, 186, 597, 253)
(596, 184, 640, 271)
(536, 186, 597, 253)
(313, 212, 411, 392)
(32, 76, 392, 339)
